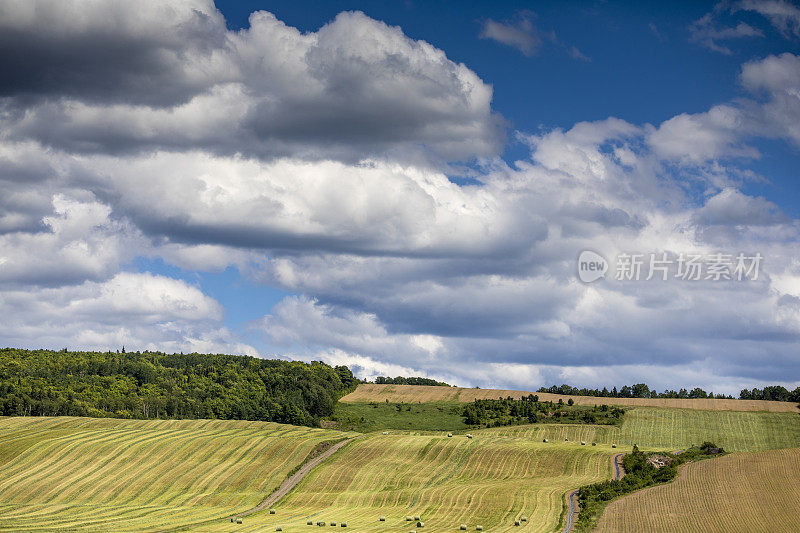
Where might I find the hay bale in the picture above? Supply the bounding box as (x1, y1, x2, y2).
(466, 434, 473, 439)
(515, 519, 521, 526)
(564, 437, 568, 441)
(447, 433, 453, 437)
(270, 509, 276, 514)
(382, 431, 389, 435)
(276, 527, 283, 531)
(236, 517, 243, 524)
(521, 516, 527, 521)
(330, 521, 337, 526)
(341, 522, 348, 527)
(379, 516, 386, 521)
(416, 521, 424, 527)
(592, 442, 596, 446)
(406, 516, 413, 521)
(414, 515, 421, 521)
(318, 521, 325, 526)
(542, 438, 548, 443)
(581, 441, 586, 445)
(308, 520, 314, 525)
(612, 443, 617, 448)
(476, 526, 484, 531)
(460, 525, 467, 530)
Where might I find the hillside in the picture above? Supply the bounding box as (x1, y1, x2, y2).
(596, 446, 800, 532)
(342, 384, 799, 412)
(0, 416, 354, 531)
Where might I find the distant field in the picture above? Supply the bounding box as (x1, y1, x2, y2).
(483, 407, 800, 452)
(328, 401, 468, 432)
(0, 417, 352, 531)
(342, 384, 799, 412)
(596, 446, 800, 532)
(204, 433, 616, 532)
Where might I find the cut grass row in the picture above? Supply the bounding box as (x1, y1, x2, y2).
(596, 446, 800, 532)
(342, 384, 799, 412)
(0, 417, 354, 531)
(482, 407, 800, 452)
(202, 434, 616, 532)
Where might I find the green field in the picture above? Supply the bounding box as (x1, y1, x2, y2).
(0, 417, 354, 532)
(327, 401, 467, 433)
(483, 407, 800, 452)
(1, 394, 799, 532)
(205, 433, 616, 533)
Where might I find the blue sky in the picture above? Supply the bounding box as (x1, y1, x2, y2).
(1, 0, 800, 394)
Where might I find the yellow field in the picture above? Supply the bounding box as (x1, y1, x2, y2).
(0, 416, 353, 532)
(482, 407, 800, 452)
(342, 384, 799, 412)
(596, 446, 800, 533)
(200, 432, 616, 532)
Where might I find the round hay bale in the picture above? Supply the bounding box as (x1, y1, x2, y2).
(581, 441, 586, 445)
(476, 526, 484, 531)
(515, 519, 521, 526)
(330, 521, 337, 526)
(308, 520, 314, 525)
(414, 515, 421, 521)
(236, 517, 243, 524)
(417, 521, 424, 527)
(564, 437, 569, 441)
(447, 433, 453, 437)
(382, 431, 389, 435)
(542, 438, 548, 443)
(592, 442, 596, 446)
(406, 516, 413, 521)
(276, 527, 282, 531)
(466, 434, 473, 439)
(318, 521, 325, 526)
(341, 522, 348, 527)
(521, 516, 527, 521)
(379, 516, 386, 521)
(460, 525, 467, 530)
(270, 509, 276, 514)
(612, 443, 617, 448)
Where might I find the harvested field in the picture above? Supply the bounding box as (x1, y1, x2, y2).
(480, 407, 800, 452)
(0, 416, 354, 531)
(596, 447, 800, 532)
(210, 433, 616, 532)
(342, 384, 799, 413)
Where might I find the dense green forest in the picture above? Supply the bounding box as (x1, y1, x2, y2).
(462, 395, 625, 428)
(574, 442, 725, 532)
(373, 376, 450, 386)
(0, 348, 359, 426)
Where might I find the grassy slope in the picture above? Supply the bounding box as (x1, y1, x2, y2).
(343, 384, 799, 412)
(596, 446, 800, 533)
(0, 417, 354, 532)
(328, 401, 468, 433)
(203, 433, 616, 533)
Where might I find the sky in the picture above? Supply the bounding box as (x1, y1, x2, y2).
(1, 0, 800, 394)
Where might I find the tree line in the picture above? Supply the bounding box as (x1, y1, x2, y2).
(462, 395, 625, 428)
(374, 376, 450, 386)
(0, 348, 359, 426)
(539, 383, 736, 400)
(574, 442, 725, 532)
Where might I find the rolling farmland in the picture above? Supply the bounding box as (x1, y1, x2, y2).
(596, 447, 800, 533)
(205, 432, 617, 532)
(342, 384, 799, 412)
(482, 407, 800, 452)
(0, 416, 353, 531)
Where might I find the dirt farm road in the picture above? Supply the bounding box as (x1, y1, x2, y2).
(563, 452, 626, 533)
(231, 437, 357, 520)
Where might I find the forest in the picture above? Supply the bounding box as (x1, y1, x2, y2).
(0, 348, 359, 426)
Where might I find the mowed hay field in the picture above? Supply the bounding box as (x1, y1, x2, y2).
(201, 433, 616, 533)
(596, 446, 800, 533)
(482, 407, 800, 452)
(343, 384, 799, 412)
(0, 416, 353, 532)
